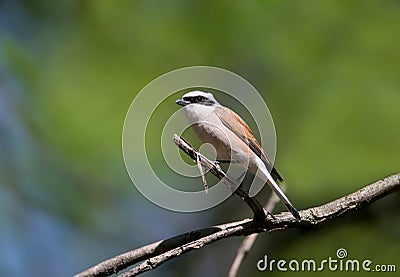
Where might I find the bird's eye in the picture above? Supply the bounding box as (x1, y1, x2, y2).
(196, 96, 203, 102)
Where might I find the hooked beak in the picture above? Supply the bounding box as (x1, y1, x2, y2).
(176, 98, 190, 106)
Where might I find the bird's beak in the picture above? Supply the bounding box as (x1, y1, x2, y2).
(176, 98, 190, 106)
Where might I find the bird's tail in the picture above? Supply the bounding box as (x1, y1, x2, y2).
(267, 178, 300, 220)
(249, 163, 300, 220)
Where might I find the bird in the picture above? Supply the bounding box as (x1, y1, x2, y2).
(176, 90, 300, 220)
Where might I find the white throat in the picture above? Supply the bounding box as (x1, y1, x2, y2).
(182, 103, 216, 123)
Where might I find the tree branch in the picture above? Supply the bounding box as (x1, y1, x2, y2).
(75, 134, 400, 276)
(228, 187, 282, 277)
(75, 172, 400, 277)
(172, 134, 266, 221)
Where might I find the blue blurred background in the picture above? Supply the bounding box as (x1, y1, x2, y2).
(0, 1, 399, 276)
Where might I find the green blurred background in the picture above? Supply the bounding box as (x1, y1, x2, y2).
(1, 0, 399, 276)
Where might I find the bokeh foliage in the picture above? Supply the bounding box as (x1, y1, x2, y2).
(0, 0, 399, 276)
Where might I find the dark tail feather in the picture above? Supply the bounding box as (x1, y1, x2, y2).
(267, 167, 300, 220)
(271, 167, 284, 182)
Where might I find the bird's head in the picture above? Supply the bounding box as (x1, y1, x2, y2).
(176, 91, 220, 107)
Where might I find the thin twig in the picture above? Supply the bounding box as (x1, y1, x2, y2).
(75, 173, 400, 277)
(196, 153, 208, 193)
(173, 134, 266, 221)
(228, 188, 282, 277)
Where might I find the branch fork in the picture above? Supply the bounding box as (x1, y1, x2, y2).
(173, 134, 266, 221)
(74, 135, 400, 277)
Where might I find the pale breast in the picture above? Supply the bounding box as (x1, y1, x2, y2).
(182, 104, 257, 165)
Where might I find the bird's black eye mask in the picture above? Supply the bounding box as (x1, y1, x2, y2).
(183, 96, 215, 105)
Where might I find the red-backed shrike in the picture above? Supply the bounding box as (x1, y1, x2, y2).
(176, 91, 300, 220)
